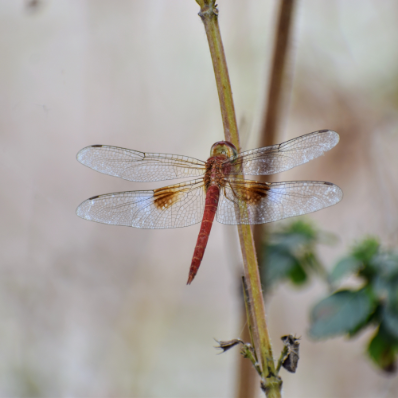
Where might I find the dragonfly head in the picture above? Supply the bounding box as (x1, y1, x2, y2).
(210, 141, 238, 159)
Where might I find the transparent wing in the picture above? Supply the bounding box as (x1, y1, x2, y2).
(216, 178, 342, 225)
(227, 130, 339, 176)
(76, 179, 206, 229)
(77, 145, 206, 182)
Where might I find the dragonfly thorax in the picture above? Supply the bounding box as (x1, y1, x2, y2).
(204, 156, 229, 189)
(205, 141, 239, 190)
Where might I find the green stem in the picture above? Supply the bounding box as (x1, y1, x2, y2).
(241, 277, 256, 351)
(276, 346, 289, 374)
(196, 0, 239, 146)
(195, 1, 281, 397)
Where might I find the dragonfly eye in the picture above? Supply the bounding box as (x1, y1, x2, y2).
(210, 141, 238, 158)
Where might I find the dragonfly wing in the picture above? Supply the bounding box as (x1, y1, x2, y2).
(229, 130, 339, 176)
(76, 179, 206, 229)
(216, 178, 342, 225)
(77, 145, 206, 182)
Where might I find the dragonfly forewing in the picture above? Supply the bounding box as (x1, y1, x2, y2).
(227, 130, 339, 176)
(77, 145, 206, 182)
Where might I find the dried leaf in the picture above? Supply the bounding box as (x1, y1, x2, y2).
(281, 335, 300, 373)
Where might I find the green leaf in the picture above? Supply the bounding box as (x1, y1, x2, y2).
(372, 274, 398, 308)
(367, 325, 398, 373)
(300, 251, 322, 272)
(274, 233, 307, 250)
(347, 304, 381, 338)
(372, 275, 391, 300)
(282, 219, 318, 241)
(262, 220, 321, 287)
(352, 237, 379, 263)
(288, 263, 308, 285)
(309, 289, 374, 339)
(383, 306, 398, 339)
(330, 256, 362, 283)
(269, 220, 318, 251)
(263, 247, 297, 286)
(371, 253, 398, 277)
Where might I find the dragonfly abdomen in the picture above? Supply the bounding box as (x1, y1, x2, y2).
(187, 185, 220, 284)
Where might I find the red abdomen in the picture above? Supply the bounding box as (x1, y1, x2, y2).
(187, 185, 220, 284)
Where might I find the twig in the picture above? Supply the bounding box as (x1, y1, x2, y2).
(259, 0, 296, 148)
(236, 318, 259, 398)
(276, 346, 289, 373)
(195, 1, 281, 396)
(253, 0, 296, 263)
(241, 277, 256, 353)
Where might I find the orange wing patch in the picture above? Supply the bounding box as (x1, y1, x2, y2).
(229, 180, 270, 205)
(154, 186, 187, 210)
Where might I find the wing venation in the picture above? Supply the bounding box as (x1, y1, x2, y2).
(77, 145, 206, 182)
(228, 130, 339, 176)
(216, 179, 342, 225)
(76, 179, 206, 229)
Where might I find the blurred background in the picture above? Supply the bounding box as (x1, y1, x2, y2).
(1, 0, 398, 397)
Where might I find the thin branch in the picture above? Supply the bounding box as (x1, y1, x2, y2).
(236, 277, 260, 398)
(236, 319, 259, 398)
(195, 1, 281, 396)
(276, 346, 289, 374)
(195, 0, 239, 146)
(253, 1, 296, 392)
(259, 0, 296, 148)
(253, 0, 297, 264)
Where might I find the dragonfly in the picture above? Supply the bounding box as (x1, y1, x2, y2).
(76, 129, 342, 284)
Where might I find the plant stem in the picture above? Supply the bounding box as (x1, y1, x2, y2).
(195, 1, 281, 396)
(236, 314, 259, 397)
(259, 0, 296, 148)
(254, 1, 296, 391)
(195, 0, 239, 146)
(253, 0, 296, 261)
(276, 346, 289, 374)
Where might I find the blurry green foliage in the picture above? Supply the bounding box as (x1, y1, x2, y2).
(261, 220, 324, 288)
(261, 222, 398, 373)
(309, 289, 374, 338)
